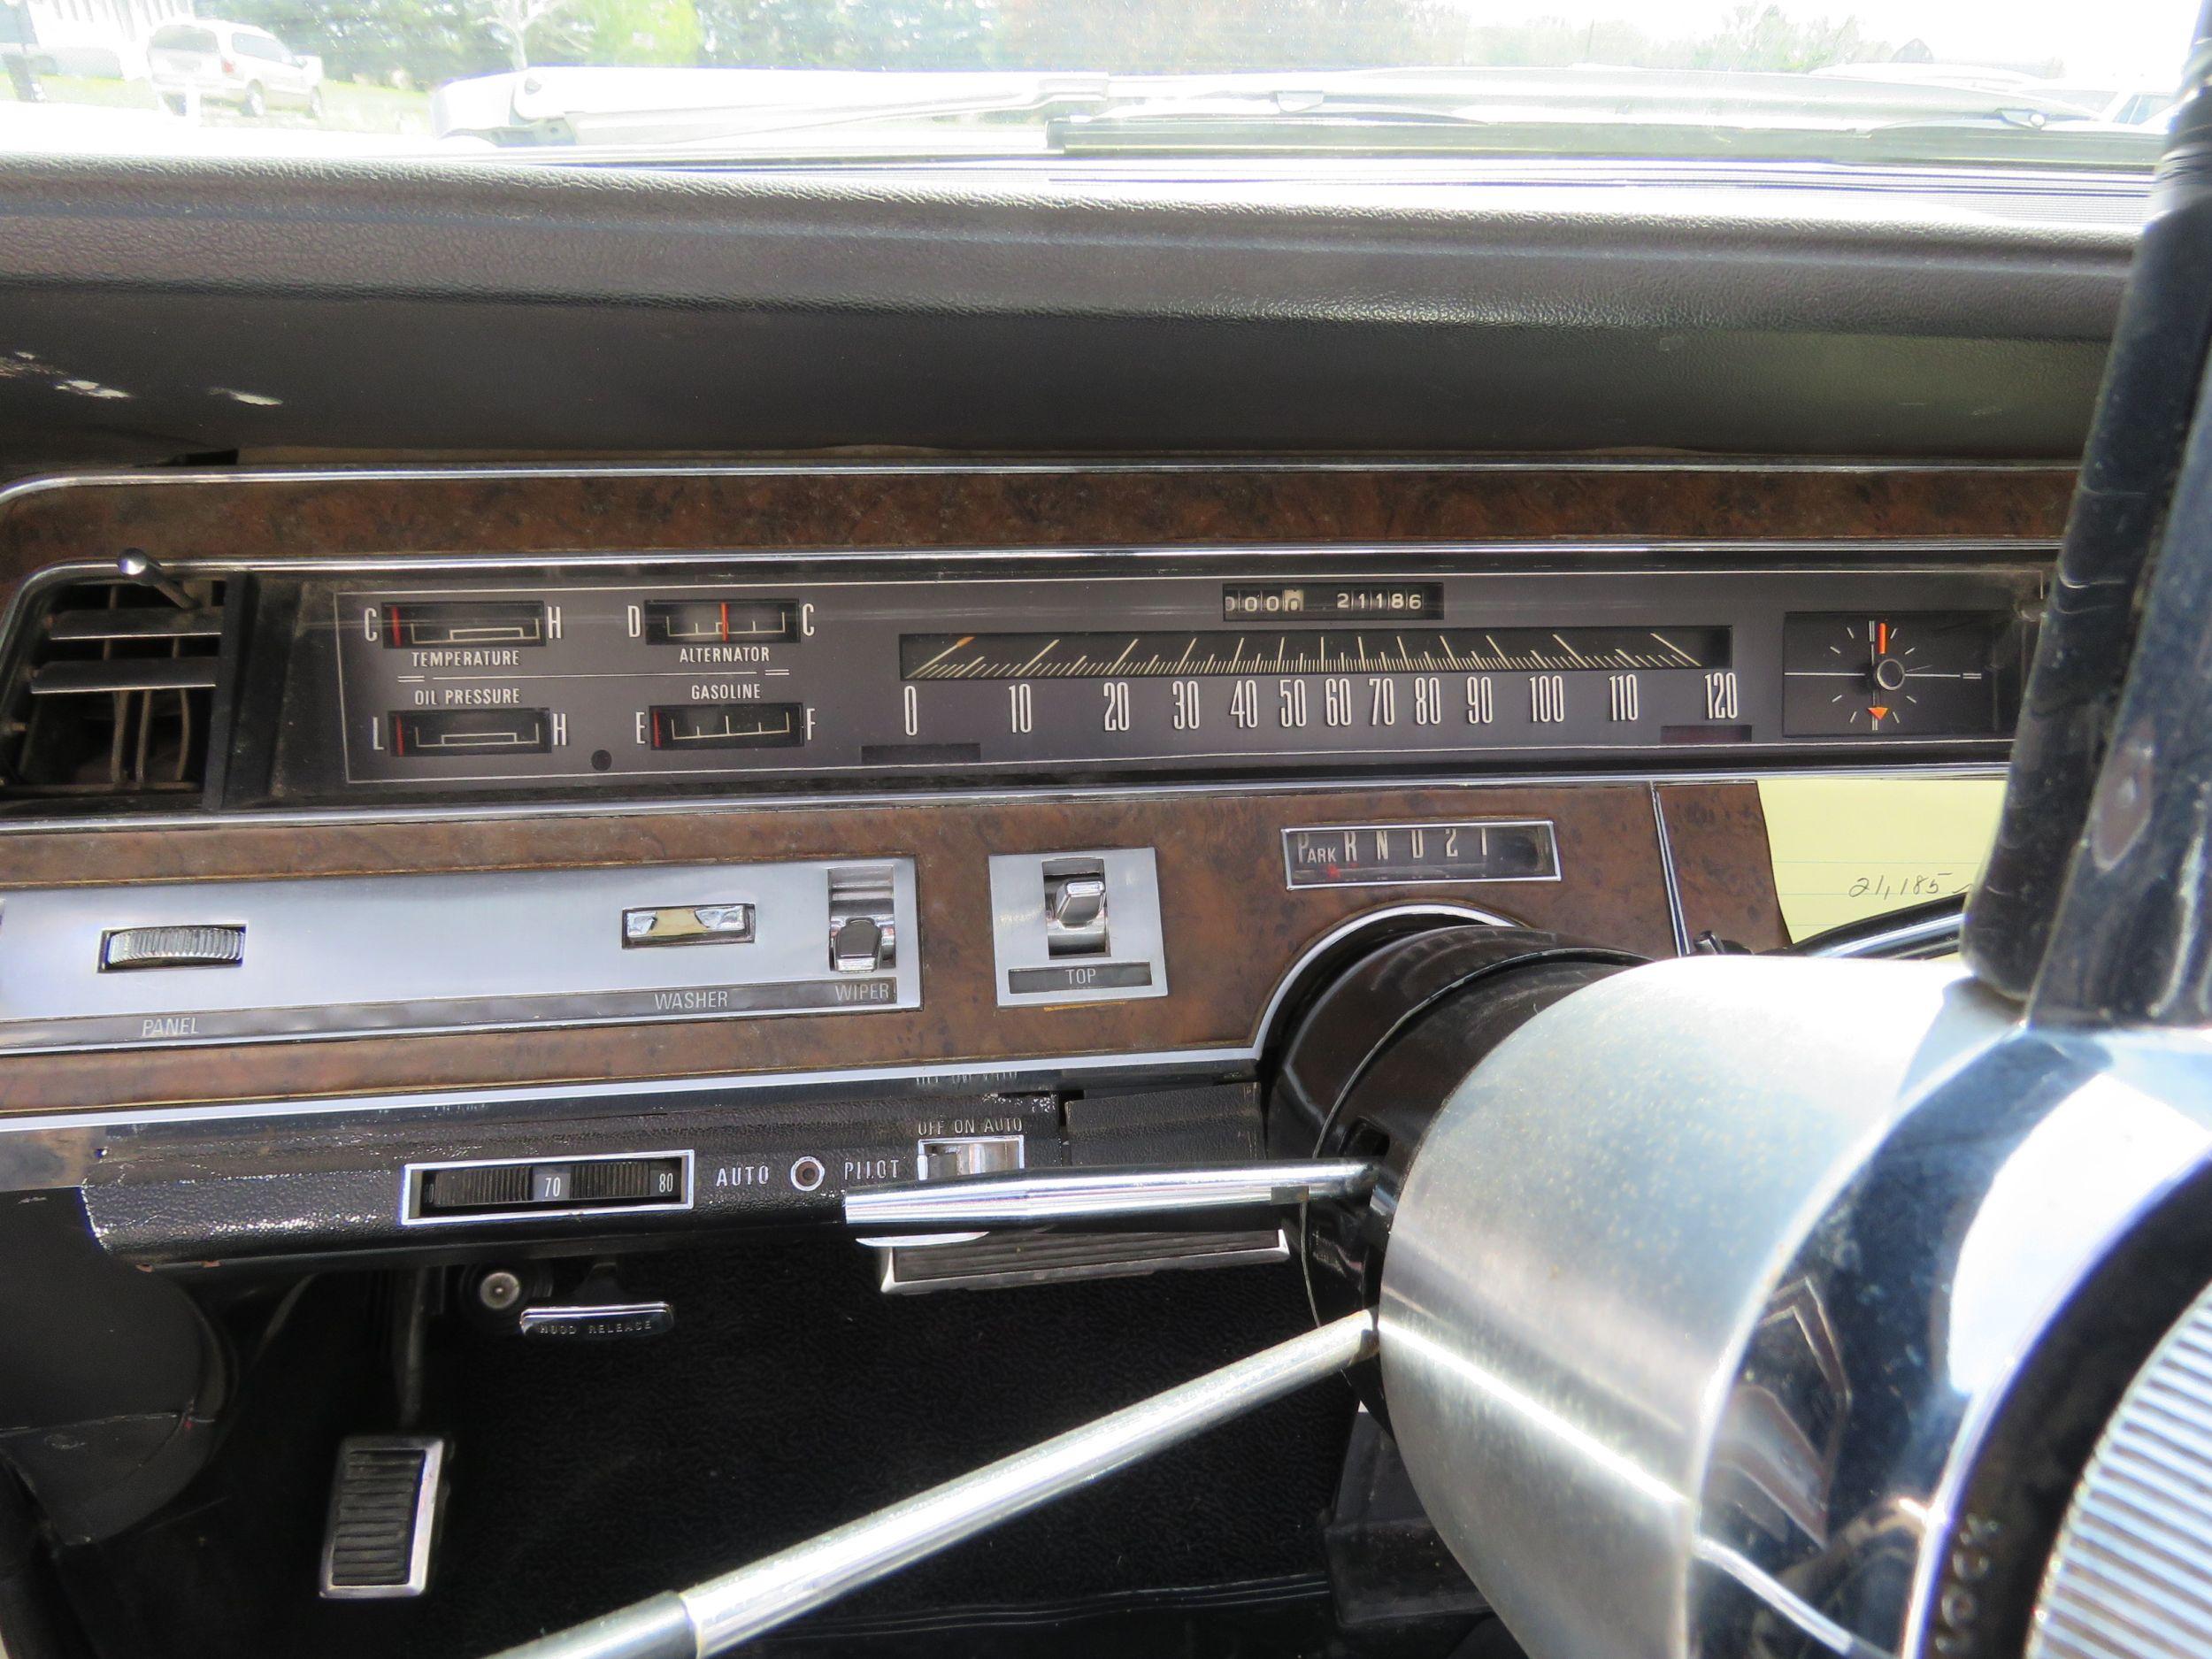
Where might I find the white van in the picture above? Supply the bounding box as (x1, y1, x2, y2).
(147, 19, 323, 119)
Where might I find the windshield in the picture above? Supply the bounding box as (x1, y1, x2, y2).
(0, 1, 2194, 167)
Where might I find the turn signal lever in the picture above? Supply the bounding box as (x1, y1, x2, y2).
(842, 1157, 1375, 1233)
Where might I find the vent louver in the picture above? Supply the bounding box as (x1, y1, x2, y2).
(0, 560, 227, 803)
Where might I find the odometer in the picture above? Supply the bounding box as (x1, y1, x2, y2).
(1223, 583, 1442, 618)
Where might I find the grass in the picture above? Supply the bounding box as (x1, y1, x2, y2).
(11, 72, 434, 134)
(319, 80, 435, 135)
(25, 73, 157, 108)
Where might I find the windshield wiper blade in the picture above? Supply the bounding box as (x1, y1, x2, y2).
(1045, 108, 2162, 168)
(435, 68, 1111, 149)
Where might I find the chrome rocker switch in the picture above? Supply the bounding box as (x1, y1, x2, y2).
(988, 849, 1168, 1008)
(1044, 859, 1110, 957)
(622, 902, 754, 948)
(100, 923, 245, 971)
(828, 865, 899, 973)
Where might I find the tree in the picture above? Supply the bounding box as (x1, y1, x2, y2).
(991, 0, 1457, 72)
(478, 0, 583, 67)
(696, 0, 993, 69)
(219, 0, 511, 83)
(1690, 5, 1886, 74)
(519, 0, 704, 65)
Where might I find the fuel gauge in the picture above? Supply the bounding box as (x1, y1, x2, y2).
(1782, 612, 2007, 738)
(646, 702, 805, 750)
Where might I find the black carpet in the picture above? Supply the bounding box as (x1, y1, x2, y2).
(74, 1233, 1357, 1659)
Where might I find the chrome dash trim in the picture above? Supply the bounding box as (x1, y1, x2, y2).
(844, 1159, 1374, 1229)
(1648, 782, 1694, 957)
(1789, 898, 1967, 961)
(1248, 902, 1511, 1048)
(0, 1048, 1252, 1144)
(876, 1225, 1291, 1294)
(0, 759, 2012, 836)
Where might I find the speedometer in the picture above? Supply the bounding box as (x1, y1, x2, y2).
(899, 626, 1731, 679)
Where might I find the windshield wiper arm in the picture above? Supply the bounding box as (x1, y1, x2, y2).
(1046, 107, 2162, 167)
(439, 70, 1111, 149)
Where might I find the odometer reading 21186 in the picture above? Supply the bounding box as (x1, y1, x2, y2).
(1223, 583, 1442, 618)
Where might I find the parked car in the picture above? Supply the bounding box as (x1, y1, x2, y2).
(2034, 80, 2178, 126)
(147, 19, 321, 119)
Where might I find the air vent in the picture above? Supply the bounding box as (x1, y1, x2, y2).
(0, 560, 228, 803)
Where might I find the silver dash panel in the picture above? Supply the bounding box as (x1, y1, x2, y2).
(0, 859, 918, 1054)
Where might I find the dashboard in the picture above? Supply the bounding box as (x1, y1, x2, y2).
(0, 459, 2057, 1264)
(0, 144, 2161, 1659)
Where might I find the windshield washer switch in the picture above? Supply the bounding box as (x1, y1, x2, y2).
(622, 902, 753, 948)
(100, 923, 244, 971)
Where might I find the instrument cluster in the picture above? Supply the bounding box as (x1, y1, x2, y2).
(267, 556, 2039, 803)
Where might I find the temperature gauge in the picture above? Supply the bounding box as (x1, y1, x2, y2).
(647, 703, 805, 750)
(378, 600, 548, 649)
(1782, 613, 2007, 737)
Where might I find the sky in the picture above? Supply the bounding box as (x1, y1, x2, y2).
(1457, 2, 2201, 83)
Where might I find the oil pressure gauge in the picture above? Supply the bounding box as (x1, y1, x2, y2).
(1782, 611, 2008, 738)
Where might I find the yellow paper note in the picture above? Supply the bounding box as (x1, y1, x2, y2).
(1757, 776, 2007, 943)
